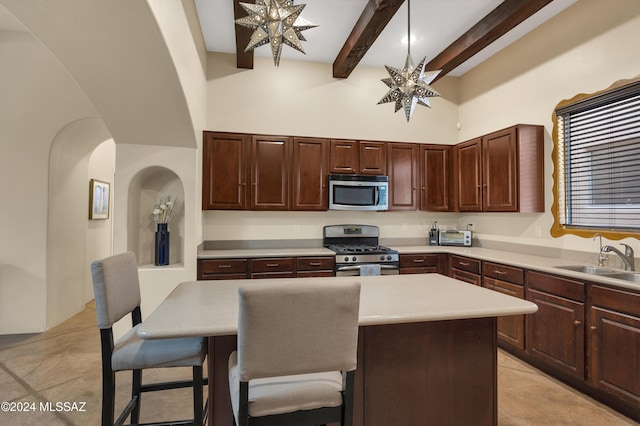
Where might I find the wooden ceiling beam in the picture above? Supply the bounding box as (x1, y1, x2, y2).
(332, 0, 405, 79)
(233, 0, 254, 69)
(426, 0, 554, 83)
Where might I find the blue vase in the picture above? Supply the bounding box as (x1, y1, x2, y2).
(155, 223, 170, 266)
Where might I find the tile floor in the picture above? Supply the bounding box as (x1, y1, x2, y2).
(0, 302, 637, 425)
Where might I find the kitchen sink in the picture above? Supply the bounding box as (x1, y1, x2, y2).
(603, 272, 640, 282)
(554, 265, 617, 275)
(554, 265, 640, 283)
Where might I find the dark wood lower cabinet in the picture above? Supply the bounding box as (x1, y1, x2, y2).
(198, 256, 335, 280)
(450, 255, 482, 285)
(526, 288, 585, 379)
(399, 253, 446, 274)
(589, 285, 640, 412)
(485, 277, 525, 350)
(197, 258, 248, 280)
(296, 256, 335, 277)
(208, 317, 498, 426)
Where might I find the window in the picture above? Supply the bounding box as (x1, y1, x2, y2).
(552, 79, 640, 238)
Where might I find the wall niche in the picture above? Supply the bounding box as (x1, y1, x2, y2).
(128, 166, 184, 267)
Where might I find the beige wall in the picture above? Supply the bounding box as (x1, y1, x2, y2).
(457, 0, 640, 258)
(204, 1, 640, 258)
(203, 53, 461, 242)
(0, 0, 206, 334)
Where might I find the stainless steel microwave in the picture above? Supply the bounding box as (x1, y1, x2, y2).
(328, 174, 389, 211)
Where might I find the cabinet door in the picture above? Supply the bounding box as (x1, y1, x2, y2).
(329, 139, 358, 174)
(420, 145, 452, 211)
(197, 258, 248, 280)
(359, 141, 387, 175)
(455, 138, 482, 211)
(483, 128, 518, 211)
(400, 254, 446, 275)
(292, 138, 328, 210)
(589, 285, 640, 409)
(589, 307, 640, 408)
(452, 269, 481, 286)
(250, 257, 295, 279)
(484, 277, 525, 350)
(296, 256, 335, 277)
(202, 132, 249, 210)
(251, 135, 291, 210)
(387, 143, 419, 211)
(526, 288, 585, 379)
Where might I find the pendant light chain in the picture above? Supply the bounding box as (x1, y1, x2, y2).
(377, 0, 441, 121)
(407, 0, 411, 57)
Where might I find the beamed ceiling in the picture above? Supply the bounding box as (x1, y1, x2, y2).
(197, 0, 576, 81)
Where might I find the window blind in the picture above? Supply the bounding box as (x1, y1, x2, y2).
(555, 81, 640, 231)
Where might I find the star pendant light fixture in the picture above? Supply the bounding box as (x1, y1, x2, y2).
(235, 0, 317, 67)
(378, 0, 441, 122)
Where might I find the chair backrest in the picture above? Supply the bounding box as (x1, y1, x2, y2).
(91, 251, 141, 329)
(237, 280, 361, 382)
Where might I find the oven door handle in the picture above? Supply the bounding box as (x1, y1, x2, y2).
(337, 264, 397, 271)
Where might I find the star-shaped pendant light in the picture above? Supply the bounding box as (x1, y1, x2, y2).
(378, 0, 441, 122)
(235, 0, 317, 67)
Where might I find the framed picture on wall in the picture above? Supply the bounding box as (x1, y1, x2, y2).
(89, 179, 110, 220)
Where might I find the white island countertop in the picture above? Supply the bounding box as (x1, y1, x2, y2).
(137, 274, 538, 339)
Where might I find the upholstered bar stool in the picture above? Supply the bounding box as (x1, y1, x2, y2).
(228, 280, 361, 426)
(91, 251, 207, 426)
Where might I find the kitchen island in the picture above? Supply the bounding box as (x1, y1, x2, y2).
(138, 274, 537, 426)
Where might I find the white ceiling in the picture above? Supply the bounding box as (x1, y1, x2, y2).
(195, 0, 576, 76)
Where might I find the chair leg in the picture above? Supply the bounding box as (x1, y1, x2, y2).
(102, 368, 116, 426)
(131, 369, 142, 424)
(193, 365, 204, 426)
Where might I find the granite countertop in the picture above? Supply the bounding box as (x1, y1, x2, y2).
(137, 274, 538, 339)
(198, 244, 640, 292)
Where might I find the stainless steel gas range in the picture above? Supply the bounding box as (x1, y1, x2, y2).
(323, 224, 399, 276)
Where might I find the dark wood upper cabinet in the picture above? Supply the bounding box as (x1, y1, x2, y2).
(420, 144, 452, 212)
(329, 139, 386, 175)
(329, 139, 357, 174)
(202, 131, 249, 210)
(359, 141, 387, 175)
(203, 125, 542, 213)
(455, 125, 544, 212)
(387, 143, 419, 211)
(292, 137, 329, 211)
(455, 138, 483, 212)
(250, 135, 291, 210)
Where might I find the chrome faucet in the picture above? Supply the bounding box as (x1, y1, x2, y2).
(601, 243, 635, 271)
(594, 233, 608, 267)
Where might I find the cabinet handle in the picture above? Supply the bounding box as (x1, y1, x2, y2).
(412, 259, 425, 263)
(266, 263, 279, 267)
(590, 326, 598, 331)
(458, 262, 470, 266)
(494, 270, 507, 275)
(574, 320, 582, 326)
(218, 265, 232, 269)
(309, 262, 322, 266)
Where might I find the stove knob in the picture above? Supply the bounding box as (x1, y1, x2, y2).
(380, 255, 385, 261)
(387, 255, 392, 260)
(352, 256, 357, 262)
(344, 256, 349, 262)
